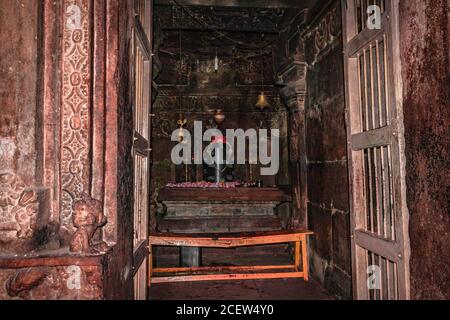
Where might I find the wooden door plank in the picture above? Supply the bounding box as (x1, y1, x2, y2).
(354, 230, 400, 263)
(351, 126, 392, 150)
(345, 14, 389, 58)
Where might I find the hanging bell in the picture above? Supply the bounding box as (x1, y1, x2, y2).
(256, 92, 270, 110)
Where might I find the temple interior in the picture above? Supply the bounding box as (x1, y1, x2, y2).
(149, 0, 348, 299)
(0, 0, 448, 301)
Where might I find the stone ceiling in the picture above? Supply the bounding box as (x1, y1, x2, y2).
(155, 0, 314, 9)
(155, 1, 308, 33)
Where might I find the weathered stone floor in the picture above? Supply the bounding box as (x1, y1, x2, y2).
(151, 242, 334, 300)
(149, 278, 333, 300)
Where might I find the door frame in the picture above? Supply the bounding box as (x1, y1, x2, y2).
(131, 0, 153, 300)
(341, 0, 411, 300)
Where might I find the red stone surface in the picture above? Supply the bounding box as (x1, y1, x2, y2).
(0, 0, 135, 300)
(0, 254, 106, 300)
(399, 0, 450, 300)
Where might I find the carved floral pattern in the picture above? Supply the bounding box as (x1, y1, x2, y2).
(0, 173, 38, 242)
(61, 0, 91, 232)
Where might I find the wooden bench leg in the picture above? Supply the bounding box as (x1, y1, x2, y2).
(295, 241, 301, 272)
(301, 234, 309, 281)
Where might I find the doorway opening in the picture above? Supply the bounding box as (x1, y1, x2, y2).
(7, 0, 450, 302)
(129, 0, 410, 300)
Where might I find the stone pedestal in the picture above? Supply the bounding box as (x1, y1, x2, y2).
(164, 201, 281, 219)
(157, 187, 291, 267)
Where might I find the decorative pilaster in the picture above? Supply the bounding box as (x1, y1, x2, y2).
(60, 0, 92, 235)
(277, 49, 308, 229)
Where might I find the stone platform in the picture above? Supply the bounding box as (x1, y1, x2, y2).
(158, 187, 291, 233)
(163, 201, 280, 217)
(158, 215, 283, 234)
(157, 187, 291, 267)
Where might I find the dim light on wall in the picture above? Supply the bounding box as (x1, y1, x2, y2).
(256, 43, 270, 111)
(214, 47, 219, 73)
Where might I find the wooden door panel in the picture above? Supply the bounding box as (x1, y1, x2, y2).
(132, 0, 153, 301)
(342, 0, 410, 300)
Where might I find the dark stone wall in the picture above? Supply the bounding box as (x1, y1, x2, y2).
(399, 0, 450, 300)
(304, 0, 352, 299)
(274, 9, 308, 229)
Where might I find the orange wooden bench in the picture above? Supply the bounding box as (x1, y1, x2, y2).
(148, 229, 313, 285)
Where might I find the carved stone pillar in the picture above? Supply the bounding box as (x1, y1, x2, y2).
(60, 0, 93, 240)
(59, 0, 113, 249)
(0, 0, 130, 300)
(278, 61, 308, 229)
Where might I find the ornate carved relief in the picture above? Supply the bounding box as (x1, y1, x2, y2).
(157, 31, 276, 89)
(310, 5, 341, 60)
(0, 265, 103, 300)
(6, 268, 50, 299)
(307, 104, 323, 121)
(0, 173, 38, 242)
(61, 0, 91, 234)
(156, 5, 294, 33)
(153, 116, 177, 138)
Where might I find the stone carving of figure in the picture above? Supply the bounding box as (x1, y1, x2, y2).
(69, 194, 108, 254)
(6, 268, 49, 299)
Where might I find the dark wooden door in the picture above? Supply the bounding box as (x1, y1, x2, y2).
(342, 0, 411, 300)
(131, 0, 153, 300)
